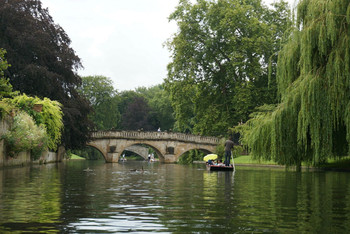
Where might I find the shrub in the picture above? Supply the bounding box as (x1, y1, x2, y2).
(0, 101, 15, 119)
(2, 112, 48, 160)
(4, 94, 63, 150)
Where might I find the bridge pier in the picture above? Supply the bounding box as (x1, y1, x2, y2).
(106, 152, 119, 163)
(163, 154, 176, 163)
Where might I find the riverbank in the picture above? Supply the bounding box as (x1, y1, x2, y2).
(234, 155, 350, 171)
(195, 155, 350, 171)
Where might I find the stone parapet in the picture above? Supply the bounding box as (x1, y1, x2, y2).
(91, 131, 220, 145)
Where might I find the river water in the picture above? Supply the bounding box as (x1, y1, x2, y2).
(0, 160, 350, 233)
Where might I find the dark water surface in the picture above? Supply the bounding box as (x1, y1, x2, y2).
(0, 160, 350, 233)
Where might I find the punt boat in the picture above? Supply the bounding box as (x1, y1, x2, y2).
(207, 164, 234, 171)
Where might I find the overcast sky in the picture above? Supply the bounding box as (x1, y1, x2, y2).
(41, 0, 297, 91)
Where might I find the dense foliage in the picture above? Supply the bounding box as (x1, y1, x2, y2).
(0, 0, 94, 149)
(178, 149, 205, 164)
(237, 0, 350, 168)
(4, 94, 63, 150)
(0, 49, 16, 98)
(120, 96, 154, 131)
(0, 48, 17, 118)
(136, 85, 175, 131)
(79, 76, 121, 130)
(116, 86, 175, 131)
(165, 0, 291, 136)
(2, 112, 48, 159)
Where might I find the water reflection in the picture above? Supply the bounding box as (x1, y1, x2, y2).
(0, 161, 350, 233)
(0, 164, 61, 233)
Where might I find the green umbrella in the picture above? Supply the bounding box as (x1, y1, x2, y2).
(203, 154, 218, 162)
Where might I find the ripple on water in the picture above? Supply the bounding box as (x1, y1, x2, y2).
(69, 217, 169, 233)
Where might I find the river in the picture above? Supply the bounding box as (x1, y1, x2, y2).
(0, 160, 350, 233)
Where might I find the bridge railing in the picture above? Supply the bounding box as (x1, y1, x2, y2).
(90, 131, 220, 145)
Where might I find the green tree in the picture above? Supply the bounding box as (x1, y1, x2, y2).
(79, 76, 121, 130)
(164, 79, 196, 133)
(118, 90, 142, 118)
(136, 85, 175, 131)
(0, 49, 16, 99)
(165, 0, 291, 136)
(237, 0, 350, 169)
(178, 149, 204, 164)
(120, 96, 154, 131)
(0, 0, 94, 149)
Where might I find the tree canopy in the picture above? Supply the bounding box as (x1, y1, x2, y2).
(237, 0, 350, 168)
(0, 0, 94, 149)
(165, 0, 291, 136)
(79, 76, 120, 130)
(136, 85, 175, 131)
(120, 96, 153, 131)
(115, 86, 175, 131)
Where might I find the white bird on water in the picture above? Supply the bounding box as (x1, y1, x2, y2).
(83, 167, 93, 172)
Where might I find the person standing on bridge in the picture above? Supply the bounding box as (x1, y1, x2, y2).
(224, 136, 235, 166)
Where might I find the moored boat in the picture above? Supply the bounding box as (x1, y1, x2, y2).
(207, 164, 234, 171)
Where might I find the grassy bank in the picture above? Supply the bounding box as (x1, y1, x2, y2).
(233, 155, 350, 170)
(318, 156, 350, 170)
(234, 155, 276, 165)
(70, 153, 86, 160)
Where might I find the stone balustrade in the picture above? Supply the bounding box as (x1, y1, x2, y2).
(90, 131, 220, 145)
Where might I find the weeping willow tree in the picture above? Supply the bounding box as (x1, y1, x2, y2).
(237, 0, 350, 169)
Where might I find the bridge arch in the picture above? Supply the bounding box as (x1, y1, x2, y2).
(86, 142, 108, 160)
(176, 146, 215, 163)
(120, 143, 163, 161)
(88, 131, 219, 163)
(122, 145, 149, 160)
(177, 147, 213, 158)
(170, 144, 216, 162)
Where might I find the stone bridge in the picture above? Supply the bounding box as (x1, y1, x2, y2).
(87, 131, 220, 163)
